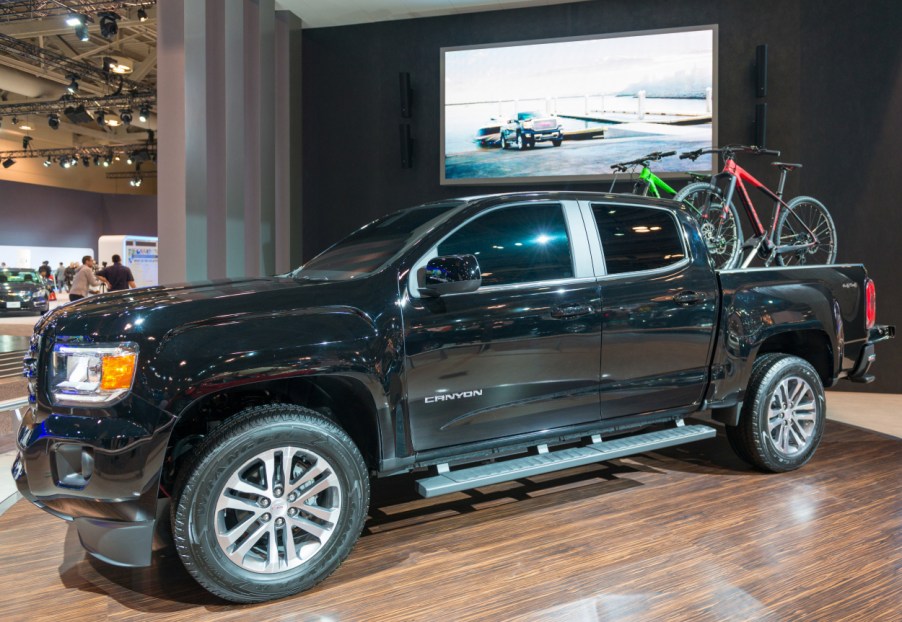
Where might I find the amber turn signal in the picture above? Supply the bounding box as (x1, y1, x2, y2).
(101, 353, 137, 391)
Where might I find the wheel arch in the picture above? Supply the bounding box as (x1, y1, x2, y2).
(161, 374, 384, 492)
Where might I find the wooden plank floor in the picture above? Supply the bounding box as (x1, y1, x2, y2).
(0, 419, 899, 622)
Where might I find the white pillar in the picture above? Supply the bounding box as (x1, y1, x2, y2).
(157, 0, 290, 283)
(637, 90, 646, 121)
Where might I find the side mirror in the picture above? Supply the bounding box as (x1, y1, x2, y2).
(419, 254, 481, 298)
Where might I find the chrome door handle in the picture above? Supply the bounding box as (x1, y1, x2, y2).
(551, 304, 593, 318)
(673, 290, 703, 305)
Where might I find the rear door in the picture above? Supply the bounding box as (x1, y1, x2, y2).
(403, 200, 601, 451)
(585, 201, 719, 419)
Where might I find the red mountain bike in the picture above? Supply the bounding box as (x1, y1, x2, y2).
(676, 145, 837, 269)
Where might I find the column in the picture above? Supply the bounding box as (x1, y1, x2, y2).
(156, 0, 294, 283)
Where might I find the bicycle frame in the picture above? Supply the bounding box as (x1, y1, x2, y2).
(715, 158, 819, 267)
(637, 167, 678, 198)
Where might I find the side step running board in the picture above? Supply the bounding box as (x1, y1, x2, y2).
(416, 424, 716, 498)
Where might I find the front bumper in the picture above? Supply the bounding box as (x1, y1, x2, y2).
(13, 397, 175, 567)
(523, 129, 562, 142)
(848, 324, 895, 383)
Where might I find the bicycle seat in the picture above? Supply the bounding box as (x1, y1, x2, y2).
(687, 172, 709, 182)
(771, 161, 803, 171)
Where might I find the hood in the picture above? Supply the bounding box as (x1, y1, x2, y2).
(36, 275, 386, 344)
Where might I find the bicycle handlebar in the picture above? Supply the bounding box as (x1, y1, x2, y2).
(679, 145, 782, 161)
(610, 151, 677, 170)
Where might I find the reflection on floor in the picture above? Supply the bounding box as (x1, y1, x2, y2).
(0, 419, 898, 620)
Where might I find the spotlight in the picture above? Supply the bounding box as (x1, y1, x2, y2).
(75, 24, 89, 41)
(96, 109, 105, 126)
(103, 154, 112, 167)
(130, 175, 142, 187)
(126, 153, 134, 165)
(60, 157, 71, 169)
(2, 158, 15, 169)
(48, 113, 60, 130)
(65, 13, 87, 27)
(67, 75, 79, 94)
(22, 135, 31, 150)
(138, 8, 148, 22)
(11, 116, 17, 125)
(93, 155, 101, 166)
(82, 156, 90, 167)
(70, 156, 79, 167)
(43, 158, 52, 168)
(138, 105, 150, 123)
(98, 12, 120, 39)
(120, 109, 132, 126)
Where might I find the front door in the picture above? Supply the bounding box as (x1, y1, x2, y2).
(404, 201, 601, 451)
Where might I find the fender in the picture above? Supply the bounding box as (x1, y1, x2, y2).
(707, 278, 839, 410)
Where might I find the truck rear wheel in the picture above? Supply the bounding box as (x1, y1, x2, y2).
(727, 354, 826, 472)
(171, 404, 369, 603)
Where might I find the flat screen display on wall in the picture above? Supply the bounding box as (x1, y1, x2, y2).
(440, 26, 717, 185)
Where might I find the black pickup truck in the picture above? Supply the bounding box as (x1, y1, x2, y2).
(13, 192, 893, 603)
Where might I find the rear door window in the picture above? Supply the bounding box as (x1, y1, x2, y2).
(591, 204, 685, 275)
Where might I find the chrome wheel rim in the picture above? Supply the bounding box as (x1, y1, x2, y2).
(766, 376, 818, 456)
(214, 446, 342, 574)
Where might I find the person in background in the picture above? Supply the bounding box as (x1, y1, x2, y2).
(69, 256, 110, 301)
(97, 254, 136, 291)
(64, 262, 77, 291)
(38, 260, 52, 281)
(55, 262, 66, 291)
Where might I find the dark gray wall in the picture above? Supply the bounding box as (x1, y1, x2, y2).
(799, 0, 902, 392)
(0, 180, 157, 250)
(302, 0, 901, 391)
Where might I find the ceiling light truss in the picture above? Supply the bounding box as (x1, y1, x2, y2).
(0, 90, 154, 117)
(0, 141, 156, 161)
(0, 1, 155, 24)
(0, 31, 148, 91)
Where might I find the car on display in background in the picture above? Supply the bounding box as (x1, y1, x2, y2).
(0, 268, 49, 314)
(499, 111, 564, 150)
(13, 191, 894, 603)
(473, 119, 502, 147)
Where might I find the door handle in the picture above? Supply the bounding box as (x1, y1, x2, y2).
(551, 304, 593, 319)
(673, 290, 704, 305)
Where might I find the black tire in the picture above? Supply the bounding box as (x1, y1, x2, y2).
(728, 354, 826, 472)
(500, 133, 508, 150)
(171, 404, 370, 603)
(775, 195, 837, 266)
(516, 132, 526, 151)
(674, 181, 744, 270)
(551, 139, 562, 147)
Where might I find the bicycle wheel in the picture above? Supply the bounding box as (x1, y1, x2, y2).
(675, 182, 744, 270)
(775, 196, 837, 265)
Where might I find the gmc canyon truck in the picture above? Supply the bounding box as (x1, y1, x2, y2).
(14, 192, 893, 603)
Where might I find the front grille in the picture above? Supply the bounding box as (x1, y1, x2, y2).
(24, 333, 40, 404)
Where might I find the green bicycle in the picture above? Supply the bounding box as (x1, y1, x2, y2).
(609, 151, 742, 270)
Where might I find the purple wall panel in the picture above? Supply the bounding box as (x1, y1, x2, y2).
(0, 180, 156, 249)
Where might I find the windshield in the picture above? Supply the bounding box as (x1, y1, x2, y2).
(0, 269, 40, 283)
(292, 202, 462, 280)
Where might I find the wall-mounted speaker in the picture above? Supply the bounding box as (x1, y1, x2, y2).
(400, 72, 412, 118)
(756, 44, 768, 98)
(400, 123, 412, 168)
(755, 102, 767, 147)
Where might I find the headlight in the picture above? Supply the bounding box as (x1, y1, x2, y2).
(50, 342, 138, 405)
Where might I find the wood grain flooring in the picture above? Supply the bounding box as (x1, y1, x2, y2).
(0, 419, 899, 622)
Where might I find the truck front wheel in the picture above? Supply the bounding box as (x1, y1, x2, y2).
(726, 354, 826, 472)
(171, 404, 370, 603)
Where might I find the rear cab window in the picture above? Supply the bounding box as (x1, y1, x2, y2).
(590, 203, 686, 275)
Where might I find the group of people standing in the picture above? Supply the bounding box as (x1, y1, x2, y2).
(37, 255, 136, 301)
